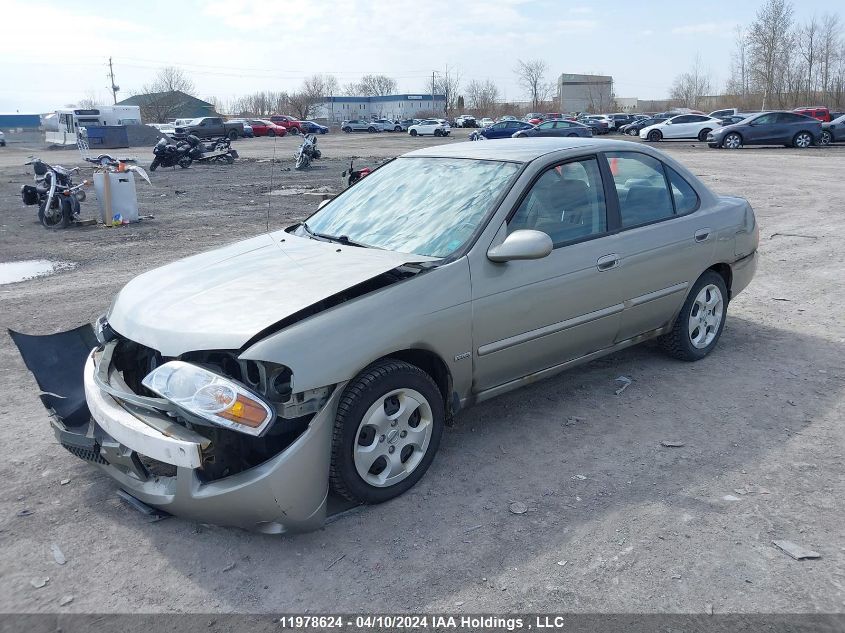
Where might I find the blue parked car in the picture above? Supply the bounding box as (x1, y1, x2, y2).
(300, 121, 329, 134)
(473, 120, 533, 139)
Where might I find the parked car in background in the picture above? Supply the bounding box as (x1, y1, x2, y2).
(398, 119, 415, 131)
(270, 115, 304, 134)
(174, 117, 244, 140)
(578, 116, 610, 135)
(499, 115, 517, 121)
(248, 119, 287, 137)
(373, 118, 402, 132)
(717, 115, 748, 127)
(48, 137, 757, 532)
(227, 119, 254, 138)
(342, 120, 382, 133)
(524, 113, 544, 124)
(172, 118, 193, 128)
(707, 111, 822, 149)
(455, 115, 477, 128)
(607, 113, 637, 130)
(640, 114, 722, 142)
(150, 123, 177, 136)
(299, 121, 329, 134)
(793, 106, 831, 122)
(0, 130, 5, 147)
(708, 108, 759, 119)
(476, 120, 533, 139)
(408, 119, 451, 136)
(479, 117, 495, 128)
(619, 116, 667, 136)
(821, 113, 845, 145)
(512, 119, 592, 138)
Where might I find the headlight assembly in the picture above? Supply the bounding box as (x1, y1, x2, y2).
(142, 361, 274, 436)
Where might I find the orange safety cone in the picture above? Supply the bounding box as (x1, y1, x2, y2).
(610, 157, 619, 176)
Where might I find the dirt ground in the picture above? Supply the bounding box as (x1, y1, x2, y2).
(1, 130, 844, 615)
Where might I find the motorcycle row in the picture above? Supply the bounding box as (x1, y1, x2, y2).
(20, 132, 348, 230)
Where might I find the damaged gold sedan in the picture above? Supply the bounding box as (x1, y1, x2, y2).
(14, 139, 758, 533)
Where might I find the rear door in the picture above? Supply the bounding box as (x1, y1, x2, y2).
(600, 150, 714, 341)
(535, 121, 556, 136)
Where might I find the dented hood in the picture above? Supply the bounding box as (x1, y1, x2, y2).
(107, 231, 436, 356)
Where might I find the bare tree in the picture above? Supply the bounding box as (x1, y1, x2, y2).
(727, 26, 752, 97)
(433, 67, 462, 114)
(747, 0, 794, 108)
(465, 79, 500, 114)
(670, 54, 713, 109)
(290, 74, 339, 119)
(134, 67, 200, 121)
(797, 16, 820, 102)
(818, 13, 842, 100)
(515, 59, 552, 110)
(344, 74, 397, 96)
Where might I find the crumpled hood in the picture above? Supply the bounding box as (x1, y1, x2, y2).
(108, 231, 436, 357)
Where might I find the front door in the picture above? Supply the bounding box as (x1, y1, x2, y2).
(471, 155, 622, 392)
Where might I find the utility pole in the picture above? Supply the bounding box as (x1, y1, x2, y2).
(108, 57, 119, 104)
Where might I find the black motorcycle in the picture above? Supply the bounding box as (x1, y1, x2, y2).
(150, 137, 193, 171)
(21, 158, 88, 229)
(183, 135, 238, 164)
(294, 134, 321, 170)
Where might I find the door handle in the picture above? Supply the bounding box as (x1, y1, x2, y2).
(694, 228, 711, 242)
(596, 253, 619, 271)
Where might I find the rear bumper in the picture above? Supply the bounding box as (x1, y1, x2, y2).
(730, 250, 758, 299)
(58, 351, 341, 533)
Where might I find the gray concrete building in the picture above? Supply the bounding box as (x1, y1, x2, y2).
(558, 74, 614, 113)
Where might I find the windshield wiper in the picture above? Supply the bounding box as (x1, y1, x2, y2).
(301, 222, 368, 248)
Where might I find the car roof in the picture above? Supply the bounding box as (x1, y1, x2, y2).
(403, 137, 602, 162)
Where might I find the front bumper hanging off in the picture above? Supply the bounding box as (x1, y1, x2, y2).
(12, 327, 341, 534)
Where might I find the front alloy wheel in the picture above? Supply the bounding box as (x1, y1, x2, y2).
(723, 132, 742, 149)
(647, 130, 662, 142)
(820, 130, 832, 146)
(330, 360, 444, 503)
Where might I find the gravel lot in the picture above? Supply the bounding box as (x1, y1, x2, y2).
(1, 130, 844, 614)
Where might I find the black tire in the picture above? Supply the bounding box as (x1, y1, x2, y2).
(268, 129, 276, 138)
(434, 129, 442, 137)
(659, 270, 728, 361)
(567, 132, 577, 137)
(289, 127, 299, 135)
(394, 126, 402, 132)
(228, 130, 238, 140)
(698, 128, 711, 142)
(320, 129, 327, 134)
(38, 197, 70, 229)
(367, 127, 376, 133)
(410, 129, 418, 136)
(343, 127, 352, 133)
(149, 159, 159, 172)
(792, 131, 813, 148)
(628, 128, 639, 136)
(224, 154, 234, 164)
(330, 359, 445, 504)
(647, 130, 662, 142)
(178, 156, 192, 169)
(820, 130, 832, 146)
(722, 132, 743, 149)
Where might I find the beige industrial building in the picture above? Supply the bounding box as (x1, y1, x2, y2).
(558, 73, 614, 113)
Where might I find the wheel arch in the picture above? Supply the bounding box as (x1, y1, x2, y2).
(707, 263, 733, 299)
(377, 349, 453, 417)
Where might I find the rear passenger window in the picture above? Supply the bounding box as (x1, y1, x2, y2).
(509, 157, 607, 245)
(665, 166, 699, 214)
(605, 152, 674, 228)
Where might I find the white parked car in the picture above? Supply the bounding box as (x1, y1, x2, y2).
(640, 114, 723, 142)
(479, 117, 495, 128)
(408, 119, 451, 137)
(150, 123, 177, 136)
(374, 118, 402, 132)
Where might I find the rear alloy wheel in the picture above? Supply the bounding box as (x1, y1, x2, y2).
(368, 126, 376, 133)
(660, 271, 728, 361)
(723, 132, 742, 149)
(793, 131, 813, 148)
(628, 128, 639, 136)
(820, 130, 832, 146)
(330, 360, 445, 503)
(698, 128, 711, 142)
(343, 127, 352, 133)
(289, 127, 299, 135)
(228, 130, 238, 140)
(394, 125, 402, 132)
(410, 129, 418, 136)
(268, 130, 276, 137)
(647, 130, 662, 142)
(434, 129, 442, 137)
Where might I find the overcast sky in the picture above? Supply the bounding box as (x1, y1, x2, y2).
(0, 0, 837, 113)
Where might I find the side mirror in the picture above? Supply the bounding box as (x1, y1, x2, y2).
(487, 230, 553, 263)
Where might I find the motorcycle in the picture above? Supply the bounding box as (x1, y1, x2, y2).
(184, 135, 239, 165)
(21, 158, 88, 229)
(294, 134, 321, 170)
(341, 159, 372, 187)
(150, 137, 192, 171)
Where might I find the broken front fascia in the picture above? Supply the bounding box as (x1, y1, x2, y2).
(77, 345, 343, 532)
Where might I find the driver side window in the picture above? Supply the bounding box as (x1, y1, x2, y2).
(508, 157, 607, 246)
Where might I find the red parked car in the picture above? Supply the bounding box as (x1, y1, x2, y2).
(269, 115, 303, 134)
(794, 106, 831, 122)
(248, 119, 288, 137)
